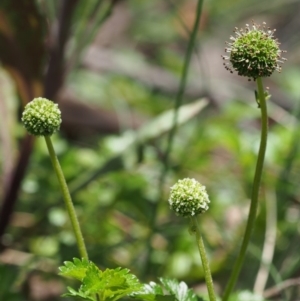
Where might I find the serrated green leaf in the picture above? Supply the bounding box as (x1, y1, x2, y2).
(159, 278, 202, 301)
(60, 259, 144, 301)
(59, 257, 94, 281)
(143, 282, 164, 295)
(102, 268, 143, 301)
(62, 286, 95, 301)
(80, 263, 105, 294)
(132, 282, 176, 301)
(80, 266, 143, 301)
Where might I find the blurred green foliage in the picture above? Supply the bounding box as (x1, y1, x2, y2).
(1, 0, 300, 300)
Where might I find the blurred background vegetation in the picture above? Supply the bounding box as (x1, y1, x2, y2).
(0, 0, 300, 300)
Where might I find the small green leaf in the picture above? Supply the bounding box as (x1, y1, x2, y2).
(143, 282, 164, 295)
(132, 282, 176, 301)
(62, 286, 95, 301)
(159, 278, 203, 301)
(59, 257, 92, 281)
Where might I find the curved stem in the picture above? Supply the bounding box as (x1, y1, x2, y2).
(253, 190, 277, 295)
(222, 77, 268, 301)
(192, 216, 216, 301)
(44, 135, 88, 260)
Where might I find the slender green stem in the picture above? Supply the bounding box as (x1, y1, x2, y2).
(222, 77, 268, 301)
(44, 135, 88, 260)
(161, 0, 204, 174)
(253, 190, 277, 295)
(142, 0, 205, 278)
(192, 216, 216, 301)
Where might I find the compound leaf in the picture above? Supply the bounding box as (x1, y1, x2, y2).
(59, 257, 93, 281)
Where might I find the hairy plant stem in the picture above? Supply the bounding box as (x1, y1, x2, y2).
(192, 216, 216, 301)
(222, 77, 268, 301)
(44, 136, 88, 260)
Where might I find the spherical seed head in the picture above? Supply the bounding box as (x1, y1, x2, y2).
(169, 178, 210, 217)
(222, 22, 286, 80)
(22, 97, 62, 136)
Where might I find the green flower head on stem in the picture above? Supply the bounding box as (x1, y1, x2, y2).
(169, 178, 210, 217)
(22, 97, 62, 136)
(222, 21, 286, 80)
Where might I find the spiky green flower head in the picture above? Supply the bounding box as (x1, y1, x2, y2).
(22, 97, 62, 136)
(222, 21, 286, 80)
(169, 178, 210, 217)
